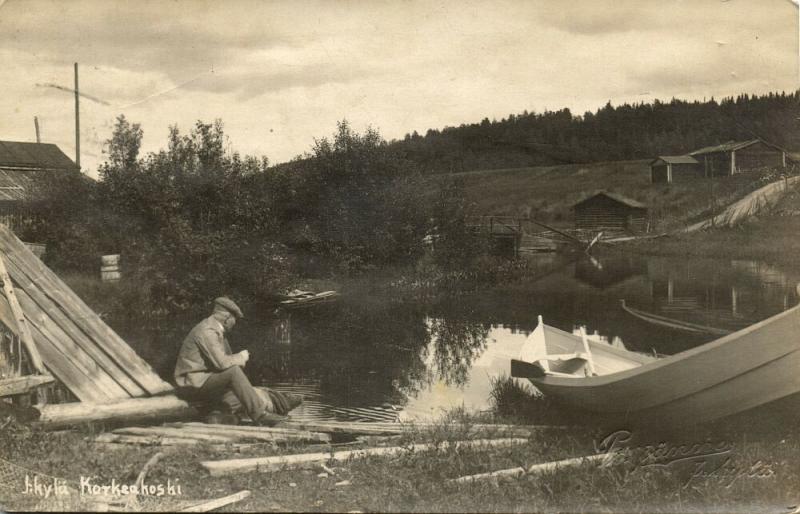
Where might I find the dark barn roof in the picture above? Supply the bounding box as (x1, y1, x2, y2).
(0, 141, 77, 170)
(0, 141, 78, 202)
(572, 191, 647, 210)
(651, 155, 699, 165)
(689, 139, 789, 157)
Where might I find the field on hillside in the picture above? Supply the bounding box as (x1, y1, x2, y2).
(451, 160, 779, 231)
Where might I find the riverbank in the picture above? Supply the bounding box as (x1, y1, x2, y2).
(625, 182, 800, 266)
(1, 408, 799, 513)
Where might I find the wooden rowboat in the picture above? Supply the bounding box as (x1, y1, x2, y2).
(511, 303, 800, 427)
(279, 290, 339, 308)
(620, 299, 732, 336)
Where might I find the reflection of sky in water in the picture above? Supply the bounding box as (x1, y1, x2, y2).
(400, 324, 528, 421)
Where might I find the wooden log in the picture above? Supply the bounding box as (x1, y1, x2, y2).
(179, 490, 251, 513)
(114, 426, 244, 443)
(166, 422, 331, 442)
(36, 395, 198, 427)
(447, 453, 611, 483)
(0, 228, 172, 396)
(526, 453, 610, 475)
(448, 466, 527, 483)
(201, 438, 528, 476)
(94, 433, 201, 446)
(0, 374, 54, 396)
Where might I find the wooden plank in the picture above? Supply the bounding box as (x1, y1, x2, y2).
(0, 374, 54, 396)
(16, 286, 131, 400)
(0, 253, 43, 373)
(526, 454, 610, 475)
(448, 466, 526, 483)
(276, 420, 405, 435)
(7, 259, 146, 397)
(36, 395, 197, 427)
(201, 438, 528, 476)
(179, 490, 251, 513)
(25, 315, 115, 402)
(0, 227, 172, 396)
(167, 422, 331, 442)
(94, 433, 201, 446)
(278, 420, 550, 437)
(8, 287, 126, 401)
(114, 426, 238, 443)
(448, 454, 612, 483)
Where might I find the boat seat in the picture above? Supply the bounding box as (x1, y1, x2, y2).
(538, 354, 591, 376)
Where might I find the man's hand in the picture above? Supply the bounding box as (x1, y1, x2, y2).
(239, 350, 250, 364)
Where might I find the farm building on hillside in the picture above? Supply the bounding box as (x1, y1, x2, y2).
(689, 139, 788, 177)
(572, 192, 648, 233)
(0, 140, 79, 232)
(650, 155, 701, 184)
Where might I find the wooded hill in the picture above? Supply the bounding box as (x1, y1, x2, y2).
(391, 91, 800, 173)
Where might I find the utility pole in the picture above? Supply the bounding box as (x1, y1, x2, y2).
(74, 62, 80, 169)
(34, 116, 40, 143)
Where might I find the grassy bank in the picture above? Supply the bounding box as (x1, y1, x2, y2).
(626, 180, 800, 265)
(1, 411, 798, 513)
(452, 160, 769, 230)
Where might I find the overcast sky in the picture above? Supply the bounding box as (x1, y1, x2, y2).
(0, 0, 797, 176)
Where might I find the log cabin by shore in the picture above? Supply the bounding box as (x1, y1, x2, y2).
(572, 191, 648, 233)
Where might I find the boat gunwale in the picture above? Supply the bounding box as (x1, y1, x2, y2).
(530, 302, 800, 389)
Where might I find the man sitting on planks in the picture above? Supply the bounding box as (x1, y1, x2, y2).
(174, 297, 301, 426)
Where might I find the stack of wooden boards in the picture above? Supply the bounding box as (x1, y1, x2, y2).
(0, 225, 172, 402)
(91, 419, 546, 447)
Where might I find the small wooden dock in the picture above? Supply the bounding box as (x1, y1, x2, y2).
(466, 216, 524, 257)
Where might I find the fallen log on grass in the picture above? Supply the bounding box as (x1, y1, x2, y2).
(448, 453, 612, 483)
(36, 395, 198, 428)
(202, 438, 528, 476)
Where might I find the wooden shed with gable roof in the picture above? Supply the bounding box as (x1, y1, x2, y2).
(650, 155, 701, 183)
(572, 191, 648, 233)
(689, 139, 788, 177)
(0, 140, 80, 231)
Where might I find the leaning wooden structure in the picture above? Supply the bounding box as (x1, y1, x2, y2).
(0, 225, 172, 408)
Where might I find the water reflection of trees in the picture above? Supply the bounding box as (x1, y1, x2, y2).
(260, 301, 432, 406)
(426, 318, 489, 387)
(237, 300, 492, 407)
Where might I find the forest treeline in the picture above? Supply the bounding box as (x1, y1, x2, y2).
(391, 91, 800, 172)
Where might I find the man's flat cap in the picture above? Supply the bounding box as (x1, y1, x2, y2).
(214, 297, 244, 319)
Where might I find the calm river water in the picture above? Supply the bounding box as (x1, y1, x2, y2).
(121, 252, 800, 423)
